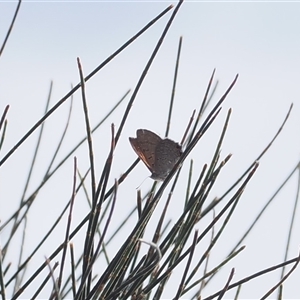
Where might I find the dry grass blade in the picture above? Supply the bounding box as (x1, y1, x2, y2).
(173, 230, 198, 300)
(1, 84, 53, 261)
(142, 164, 258, 296)
(8, 170, 89, 299)
(5, 84, 54, 265)
(114, 3, 183, 145)
(0, 0, 22, 57)
(165, 36, 183, 138)
(184, 192, 242, 293)
(0, 4, 173, 167)
(187, 69, 217, 145)
(260, 250, 300, 299)
(75, 180, 118, 300)
(0, 105, 9, 132)
(203, 254, 300, 300)
(163, 75, 238, 193)
(107, 240, 162, 300)
(77, 58, 97, 298)
(181, 109, 196, 146)
(279, 164, 300, 283)
(69, 243, 76, 299)
(47, 89, 128, 182)
(0, 250, 6, 300)
(0, 118, 7, 152)
(47, 259, 60, 300)
(217, 268, 235, 300)
(77, 58, 96, 203)
(188, 247, 245, 297)
(57, 157, 78, 296)
(30, 262, 59, 300)
(0, 83, 71, 233)
(201, 104, 293, 220)
(79, 124, 116, 299)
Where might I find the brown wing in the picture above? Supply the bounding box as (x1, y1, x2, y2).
(129, 129, 162, 172)
(151, 138, 182, 180)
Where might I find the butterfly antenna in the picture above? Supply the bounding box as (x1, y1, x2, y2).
(180, 109, 196, 146)
(136, 176, 150, 189)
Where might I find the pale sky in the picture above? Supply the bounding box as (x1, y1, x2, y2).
(1, 2, 300, 298)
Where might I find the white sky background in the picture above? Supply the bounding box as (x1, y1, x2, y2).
(1, 1, 300, 299)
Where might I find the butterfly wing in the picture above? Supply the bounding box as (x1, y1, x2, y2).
(129, 129, 162, 172)
(151, 138, 182, 181)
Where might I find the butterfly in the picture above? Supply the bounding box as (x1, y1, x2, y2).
(129, 129, 182, 181)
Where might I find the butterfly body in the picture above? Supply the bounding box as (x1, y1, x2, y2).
(129, 129, 182, 181)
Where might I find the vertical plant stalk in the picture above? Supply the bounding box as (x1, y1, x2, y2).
(279, 166, 300, 282)
(30, 262, 59, 300)
(0, 105, 9, 132)
(75, 180, 118, 300)
(77, 58, 97, 296)
(165, 36, 183, 138)
(56, 157, 78, 297)
(77, 58, 96, 203)
(217, 268, 235, 300)
(0, 0, 22, 57)
(188, 69, 216, 144)
(69, 243, 76, 299)
(0, 247, 6, 300)
(173, 230, 198, 300)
